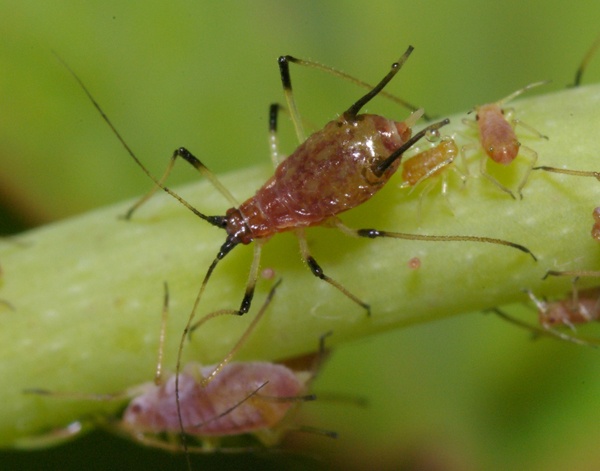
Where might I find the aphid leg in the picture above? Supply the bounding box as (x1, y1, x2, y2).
(269, 104, 285, 167)
(296, 228, 371, 316)
(331, 218, 537, 261)
(154, 281, 170, 385)
(185, 276, 281, 388)
(54, 54, 234, 227)
(573, 33, 600, 86)
(533, 166, 600, 181)
(512, 145, 538, 199)
(495, 81, 550, 108)
(279, 51, 429, 119)
(123, 147, 240, 219)
(478, 152, 517, 199)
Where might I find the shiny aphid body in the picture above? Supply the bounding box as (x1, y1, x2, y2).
(401, 138, 459, 187)
(462, 81, 548, 199)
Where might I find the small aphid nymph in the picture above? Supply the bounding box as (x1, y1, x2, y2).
(462, 81, 549, 199)
(491, 280, 600, 347)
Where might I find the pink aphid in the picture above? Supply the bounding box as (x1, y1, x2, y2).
(491, 285, 600, 347)
(462, 81, 549, 199)
(123, 361, 313, 446)
(25, 280, 329, 453)
(528, 286, 600, 331)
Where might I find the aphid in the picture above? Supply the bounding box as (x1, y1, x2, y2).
(400, 137, 465, 207)
(462, 81, 549, 199)
(490, 284, 600, 347)
(57, 49, 537, 447)
(573, 33, 600, 87)
(25, 280, 332, 455)
(56, 47, 536, 320)
(401, 137, 460, 188)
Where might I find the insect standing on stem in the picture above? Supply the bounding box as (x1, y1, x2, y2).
(490, 282, 600, 347)
(461, 81, 549, 199)
(57, 48, 537, 464)
(400, 136, 465, 209)
(25, 280, 333, 457)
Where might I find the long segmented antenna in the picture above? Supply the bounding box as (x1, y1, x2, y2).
(52, 52, 226, 229)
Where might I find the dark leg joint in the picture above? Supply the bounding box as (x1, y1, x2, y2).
(307, 256, 325, 279)
(174, 147, 207, 172)
(239, 290, 254, 315)
(269, 104, 280, 132)
(278, 56, 293, 91)
(357, 229, 384, 239)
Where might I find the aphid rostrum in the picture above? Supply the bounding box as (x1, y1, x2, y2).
(25, 280, 332, 455)
(462, 81, 549, 199)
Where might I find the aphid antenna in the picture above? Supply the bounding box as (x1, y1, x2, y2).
(573, 33, 600, 87)
(343, 45, 415, 121)
(279, 54, 430, 119)
(52, 52, 231, 230)
(495, 80, 551, 107)
(374, 118, 450, 177)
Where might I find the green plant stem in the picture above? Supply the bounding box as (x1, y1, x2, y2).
(2, 84, 600, 447)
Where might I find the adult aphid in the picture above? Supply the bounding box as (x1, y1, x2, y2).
(25, 280, 333, 456)
(462, 81, 549, 199)
(59, 47, 535, 318)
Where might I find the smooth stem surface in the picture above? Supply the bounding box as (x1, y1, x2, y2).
(2, 84, 600, 447)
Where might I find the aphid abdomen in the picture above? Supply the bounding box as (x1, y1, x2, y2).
(477, 105, 519, 164)
(192, 363, 305, 435)
(240, 114, 412, 236)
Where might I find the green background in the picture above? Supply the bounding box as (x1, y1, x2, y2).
(2, 1, 600, 470)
